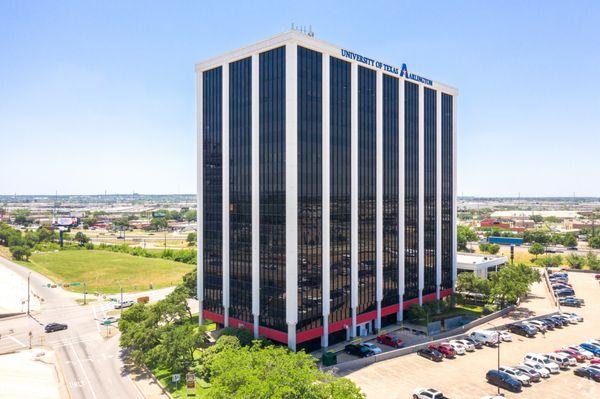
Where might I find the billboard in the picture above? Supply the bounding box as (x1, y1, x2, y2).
(52, 217, 79, 227)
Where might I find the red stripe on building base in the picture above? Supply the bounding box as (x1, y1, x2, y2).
(203, 310, 224, 325)
(381, 303, 400, 317)
(258, 326, 288, 344)
(297, 327, 324, 344)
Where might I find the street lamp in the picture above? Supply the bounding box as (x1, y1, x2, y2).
(27, 272, 31, 316)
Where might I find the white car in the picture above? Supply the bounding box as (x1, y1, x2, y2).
(451, 339, 475, 352)
(498, 330, 512, 342)
(526, 320, 548, 332)
(499, 366, 531, 386)
(546, 352, 574, 368)
(447, 342, 466, 355)
(481, 396, 506, 399)
(100, 316, 119, 324)
(524, 353, 560, 374)
(562, 314, 580, 324)
(412, 388, 446, 399)
(563, 312, 583, 322)
(522, 361, 550, 378)
(361, 342, 382, 354)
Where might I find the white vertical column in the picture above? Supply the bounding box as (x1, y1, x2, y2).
(350, 62, 359, 337)
(285, 42, 298, 351)
(197, 71, 204, 326)
(222, 63, 230, 327)
(251, 54, 260, 338)
(321, 54, 331, 348)
(452, 95, 458, 290)
(418, 84, 425, 305)
(435, 90, 442, 300)
(375, 71, 383, 331)
(397, 78, 405, 322)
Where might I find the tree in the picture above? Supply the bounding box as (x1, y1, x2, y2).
(404, 303, 427, 321)
(528, 243, 545, 260)
(204, 342, 364, 399)
(113, 217, 130, 229)
(565, 253, 585, 269)
(148, 217, 168, 231)
(588, 235, 600, 249)
(457, 225, 477, 251)
(147, 323, 206, 373)
(585, 252, 600, 271)
(36, 227, 57, 243)
(74, 232, 90, 246)
(523, 230, 550, 245)
(12, 209, 31, 225)
(186, 232, 197, 246)
(530, 215, 544, 223)
(488, 263, 540, 308)
(562, 234, 577, 248)
(183, 209, 197, 223)
(218, 327, 255, 346)
(10, 245, 32, 261)
(456, 272, 491, 296)
(536, 255, 562, 268)
(479, 243, 500, 255)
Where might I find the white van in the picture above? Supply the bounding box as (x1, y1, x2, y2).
(469, 330, 499, 346)
(523, 353, 560, 373)
(546, 352, 574, 368)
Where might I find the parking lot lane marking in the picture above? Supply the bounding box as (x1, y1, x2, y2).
(68, 342, 98, 399)
(8, 335, 27, 347)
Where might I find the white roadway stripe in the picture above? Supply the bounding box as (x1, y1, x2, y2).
(53, 336, 101, 348)
(68, 342, 99, 399)
(8, 335, 27, 347)
(91, 304, 102, 335)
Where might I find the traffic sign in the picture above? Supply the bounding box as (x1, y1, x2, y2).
(172, 374, 181, 383)
(70, 282, 81, 286)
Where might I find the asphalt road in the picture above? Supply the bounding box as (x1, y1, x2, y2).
(0, 256, 144, 399)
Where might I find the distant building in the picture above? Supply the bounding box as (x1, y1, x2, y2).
(457, 253, 508, 279)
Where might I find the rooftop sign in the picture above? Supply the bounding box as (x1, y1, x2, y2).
(340, 49, 433, 86)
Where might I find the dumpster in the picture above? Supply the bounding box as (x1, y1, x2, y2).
(322, 351, 337, 366)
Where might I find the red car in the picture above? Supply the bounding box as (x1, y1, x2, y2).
(595, 274, 600, 280)
(428, 343, 456, 358)
(376, 334, 404, 348)
(556, 348, 585, 362)
(591, 358, 600, 365)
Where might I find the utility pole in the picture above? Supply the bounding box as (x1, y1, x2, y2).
(27, 272, 31, 316)
(120, 286, 124, 316)
(83, 282, 87, 305)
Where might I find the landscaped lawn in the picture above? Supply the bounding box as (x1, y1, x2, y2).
(20, 250, 194, 294)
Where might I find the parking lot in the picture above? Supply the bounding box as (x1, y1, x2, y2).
(342, 272, 600, 398)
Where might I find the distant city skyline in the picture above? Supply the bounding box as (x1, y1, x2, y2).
(1, 1, 599, 196)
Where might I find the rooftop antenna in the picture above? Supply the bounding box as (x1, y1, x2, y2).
(308, 25, 315, 37)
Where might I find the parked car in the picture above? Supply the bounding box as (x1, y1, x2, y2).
(555, 348, 586, 363)
(499, 366, 531, 386)
(114, 300, 135, 309)
(100, 316, 119, 325)
(563, 312, 583, 322)
(591, 358, 600, 365)
(541, 317, 561, 329)
(464, 337, 484, 349)
(507, 323, 536, 338)
(550, 315, 570, 326)
(447, 341, 466, 355)
(521, 361, 550, 378)
(417, 348, 443, 362)
(580, 343, 600, 356)
(451, 339, 475, 352)
(45, 323, 68, 333)
(498, 331, 512, 342)
(428, 343, 456, 358)
(573, 367, 600, 382)
(537, 319, 555, 330)
(485, 370, 522, 393)
(412, 388, 448, 399)
(514, 364, 542, 382)
(523, 354, 560, 374)
(555, 288, 576, 297)
(545, 352, 573, 369)
(376, 333, 404, 348)
(344, 344, 376, 358)
(559, 297, 582, 308)
(469, 330, 499, 347)
(525, 320, 547, 333)
(361, 342, 382, 354)
(567, 346, 594, 359)
(595, 274, 600, 280)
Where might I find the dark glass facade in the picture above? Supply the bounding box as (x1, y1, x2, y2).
(404, 81, 419, 301)
(203, 66, 223, 314)
(229, 57, 253, 322)
(423, 88, 437, 295)
(441, 93, 454, 290)
(382, 74, 399, 307)
(329, 57, 352, 326)
(259, 46, 287, 332)
(357, 66, 376, 314)
(297, 47, 323, 332)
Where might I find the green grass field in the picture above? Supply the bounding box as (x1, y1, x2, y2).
(21, 250, 194, 294)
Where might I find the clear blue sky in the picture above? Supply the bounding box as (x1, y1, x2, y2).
(1, 1, 599, 196)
